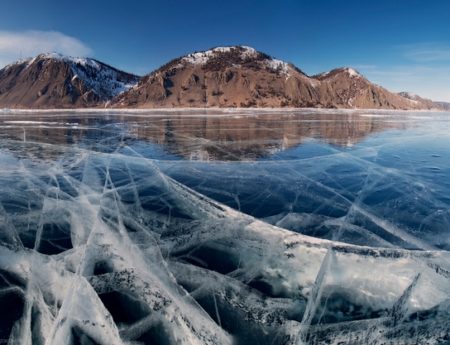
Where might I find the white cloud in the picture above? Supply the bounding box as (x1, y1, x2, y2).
(0, 30, 92, 67)
(400, 42, 450, 63)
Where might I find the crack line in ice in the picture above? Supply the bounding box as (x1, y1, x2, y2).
(0, 119, 449, 344)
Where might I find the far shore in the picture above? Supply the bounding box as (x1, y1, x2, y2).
(0, 107, 447, 116)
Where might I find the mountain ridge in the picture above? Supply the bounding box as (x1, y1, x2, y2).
(0, 46, 446, 110)
(113, 46, 437, 110)
(0, 53, 139, 108)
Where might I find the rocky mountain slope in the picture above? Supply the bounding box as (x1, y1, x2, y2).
(113, 46, 321, 108)
(312, 68, 433, 109)
(0, 53, 139, 108)
(113, 46, 435, 110)
(398, 92, 437, 109)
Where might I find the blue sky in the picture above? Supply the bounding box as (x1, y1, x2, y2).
(1, 0, 450, 101)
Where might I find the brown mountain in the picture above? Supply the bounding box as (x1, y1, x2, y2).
(313, 68, 435, 109)
(0, 53, 139, 108)
(113, 46, 320, 108)
(0, 47, 444, 110)
(113, 46, 434, 110)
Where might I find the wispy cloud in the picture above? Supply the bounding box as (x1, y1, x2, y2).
(358, 64, 450, 102)
(400, 42, 450, 63)
(0, 30, 92, 67)
(351, 43, 450, 101)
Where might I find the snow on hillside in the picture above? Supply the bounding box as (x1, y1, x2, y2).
(182, 46, 258, 64)
(68, 59, 139, 99)
(182, 46, 292, 75)
(265, 58, 291, 75)
(4, 53, 139, 100)
(316, 67, 363, 79)
(345, 67, 360, 77)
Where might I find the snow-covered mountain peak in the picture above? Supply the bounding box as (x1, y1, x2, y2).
(30, 53, 102, 70)
(182, 46, 259, 65)
(316, 67, 363, 79)
(3, 53, 100, 69)
(179, 45, 293, 76)
(0, 53, 140, 107)
(344, 67, 361, 77)
(33, 53, 139, 98)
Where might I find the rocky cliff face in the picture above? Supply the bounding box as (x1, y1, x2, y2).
(0, 53, 139, 108)
(113, 46, 433, 110)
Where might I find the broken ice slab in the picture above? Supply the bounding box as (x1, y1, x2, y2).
(0, 146, 449, 344)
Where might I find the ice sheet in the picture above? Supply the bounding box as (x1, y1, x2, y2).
(0, 110, 449, 344)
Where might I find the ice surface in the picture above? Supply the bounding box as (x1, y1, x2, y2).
(0, 110, 449, 344)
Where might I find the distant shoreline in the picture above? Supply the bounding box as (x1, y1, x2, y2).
(0, 107, 447, 115)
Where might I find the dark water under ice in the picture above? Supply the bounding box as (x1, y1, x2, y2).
(0, 110, 450, 345)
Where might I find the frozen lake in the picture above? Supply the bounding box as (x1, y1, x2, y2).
(0, 110, 449, 344)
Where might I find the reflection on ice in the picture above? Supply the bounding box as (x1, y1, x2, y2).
(0, 110, 450, 344)
(0, 112, 408, 161)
